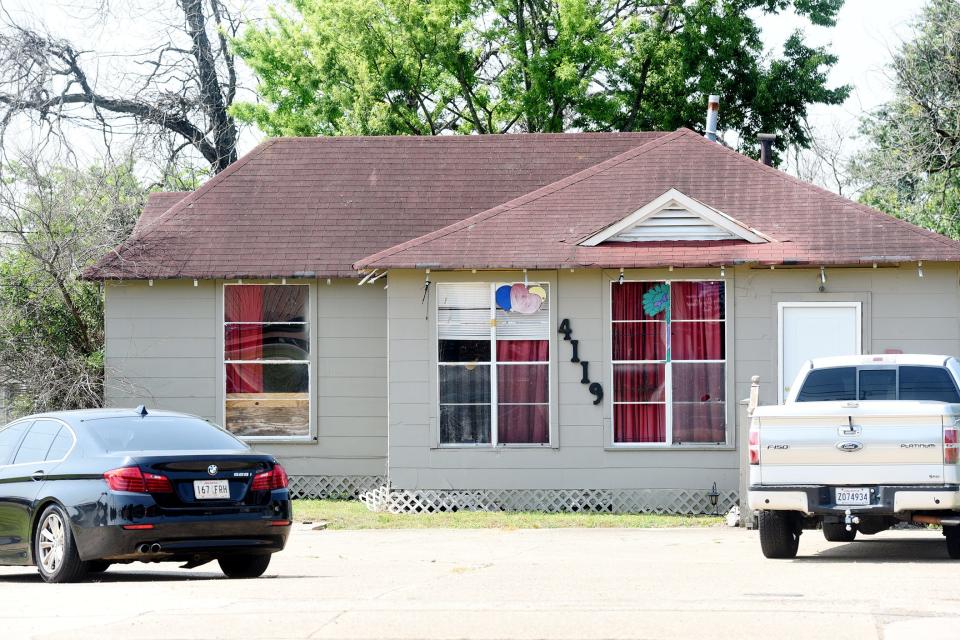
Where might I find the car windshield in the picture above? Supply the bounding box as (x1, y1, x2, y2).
(87, 417, 248, 452)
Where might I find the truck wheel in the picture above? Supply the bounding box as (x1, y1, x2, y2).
(758, 510, 800, 559)
(822, 522, 856, 542)
(946, 527, 960, 560)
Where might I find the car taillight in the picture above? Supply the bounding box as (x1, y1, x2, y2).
(945, 426, 958, 464)
(104, 466, 173, 493)
(252, 464, 289, 491)
(749, 426, 760, 465)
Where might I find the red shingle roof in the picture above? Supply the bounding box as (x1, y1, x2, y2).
(84, 133, 665, 280)
(134, 192, 189, 234)
(356, 129, 960, 270)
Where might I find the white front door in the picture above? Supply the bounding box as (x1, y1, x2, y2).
(778, 302, 862, 403)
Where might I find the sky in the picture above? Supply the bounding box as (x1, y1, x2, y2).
(0, 0, 933, 182)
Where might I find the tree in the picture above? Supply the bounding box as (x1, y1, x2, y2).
(232, 0, 849, 157)
(0, 1, 244, 174)
(852, 0, 960, 238)
(0, 152, 147, 414)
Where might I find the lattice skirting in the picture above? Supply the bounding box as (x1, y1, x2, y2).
(359, 486, 739, 515)
(288, 475, 386, 500)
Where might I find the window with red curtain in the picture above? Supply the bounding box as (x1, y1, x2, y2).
(438, 282, 550, 446)
(612, 280, 726, 445)
(224, 284, 310, 438)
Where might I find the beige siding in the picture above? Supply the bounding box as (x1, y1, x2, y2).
(387, 269, 739, 492)
(103, 278, 387, 476)
(387, 264, 960, 494)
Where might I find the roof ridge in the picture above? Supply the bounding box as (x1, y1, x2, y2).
(354, 129, 689, 269)
(268, 131, 665, 144)
(683, 132, 960, 253)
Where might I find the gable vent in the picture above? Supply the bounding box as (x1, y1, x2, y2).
(610, 207, 739, 242)
(579, 188, 772, 246)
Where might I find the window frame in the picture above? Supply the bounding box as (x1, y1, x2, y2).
(608, 278, 730, 449)
(436, 281, 553, 448)
(221, 281, 314, 443)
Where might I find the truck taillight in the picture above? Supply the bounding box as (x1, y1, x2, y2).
(749, 426, 760, 465)
(945, 427, 958, 464)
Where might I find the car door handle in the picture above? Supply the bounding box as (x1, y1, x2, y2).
(31, 470, 45, 481)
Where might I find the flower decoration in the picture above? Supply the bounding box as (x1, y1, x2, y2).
(642, 283, 670, 317)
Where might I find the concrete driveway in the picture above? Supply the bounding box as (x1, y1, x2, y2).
(1, 525, 958, 640)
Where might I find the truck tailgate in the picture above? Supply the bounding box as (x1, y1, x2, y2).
(757, 403, 947, 485)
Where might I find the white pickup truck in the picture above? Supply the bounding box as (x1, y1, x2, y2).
(748, 354, 960, 559)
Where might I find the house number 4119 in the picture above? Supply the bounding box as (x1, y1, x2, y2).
(558, 319, 603, 405)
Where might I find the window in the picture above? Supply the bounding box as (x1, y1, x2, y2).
(0, 421, 30, 465)
(899, 366, 960, 403)
(224, 284, 310, 438)
(89, 417, 248, 452)
(796, 367, 856, 402)
(45, 426, 74, 461)
(437, 282, 550, 446)
(612, 281, 726, 445)
(859, 369, 896, 400)
(13, 420, 63, 465)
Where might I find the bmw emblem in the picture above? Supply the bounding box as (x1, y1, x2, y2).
(207, 464, 219, 476)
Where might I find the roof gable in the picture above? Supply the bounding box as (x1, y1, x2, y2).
(579, 188, 771, 245)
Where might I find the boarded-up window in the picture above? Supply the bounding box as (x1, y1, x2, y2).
(437, 282, 550, 446)
(612, 281, 726, 445)
(224, 284, 309, 438)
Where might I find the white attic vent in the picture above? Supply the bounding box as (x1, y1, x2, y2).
(580, 188, 772, 246)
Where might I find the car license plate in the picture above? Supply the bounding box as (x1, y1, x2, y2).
(835, 487, 870, 506)
(194, 479, 230, 500)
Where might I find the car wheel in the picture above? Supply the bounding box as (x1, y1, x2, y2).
(822, 522, 857, 542)
(758, 510, 800, 559)
(86, 561, 111, 573)
(34, 504, 89, 583)
(218, 554, 272, 578)
(946, 527, 960, 560)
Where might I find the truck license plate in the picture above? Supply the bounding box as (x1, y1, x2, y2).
(194, 479, 230, 500)
(835, 487, 870, 506)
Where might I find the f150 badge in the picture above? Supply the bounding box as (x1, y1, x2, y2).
(836, 441, 863, 452)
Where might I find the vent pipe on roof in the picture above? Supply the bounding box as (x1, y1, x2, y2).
(704, 95, 720, 142)
(758, 133, 777, 166)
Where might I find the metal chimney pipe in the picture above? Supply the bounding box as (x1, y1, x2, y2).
(704, 95, 719, 142)
(758, 133, 777, 166)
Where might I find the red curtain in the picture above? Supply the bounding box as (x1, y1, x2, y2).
(225, 286, 264, 393)
(615, 404, 665, 443)
(672, 362, 725, 442)
(496, 339, 548, 443)
(614, 364, 665, 402)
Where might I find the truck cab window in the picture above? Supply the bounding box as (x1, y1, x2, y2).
(858, 369, 896, 400)
(899, 366, 960, 402)
(796, 367, 856, 402)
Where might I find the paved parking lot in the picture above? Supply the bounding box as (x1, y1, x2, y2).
(2, 525, 959, 639)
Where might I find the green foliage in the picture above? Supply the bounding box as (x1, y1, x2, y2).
(853, 0, 960, 237)
(232, 0, 849, 158)
(0, 158, 148, 415)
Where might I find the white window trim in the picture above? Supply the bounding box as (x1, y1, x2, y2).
(222, 282, 314, 443)
(777, 301, 863, 404)
(609, 278, 730, 448)
(580, 188, 772, 246)
(436, 282, 552, 448)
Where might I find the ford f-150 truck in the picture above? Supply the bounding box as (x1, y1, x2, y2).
(748, 354, 960, 559)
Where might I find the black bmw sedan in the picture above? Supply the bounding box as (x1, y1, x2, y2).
(0, 407, 292, 583)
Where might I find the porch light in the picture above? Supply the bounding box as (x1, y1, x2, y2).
(720, 264, 725, 278)
(193, 279, 198, 287)
(708, 481, 720, 515)
(148, 279, 154, 287)
(618, 268, 624, 285)
(819, 266, 826, 285)
(918, 261, 924, 278)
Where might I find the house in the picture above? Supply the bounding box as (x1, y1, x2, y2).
(85, 128, 960, 513)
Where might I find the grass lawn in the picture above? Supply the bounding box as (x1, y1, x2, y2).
(291, 499, 723, 529)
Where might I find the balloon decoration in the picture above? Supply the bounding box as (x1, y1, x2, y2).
(496, 283, 546, 314)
